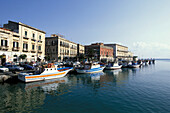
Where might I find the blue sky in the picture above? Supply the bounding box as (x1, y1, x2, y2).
(1, 0, 170, 58)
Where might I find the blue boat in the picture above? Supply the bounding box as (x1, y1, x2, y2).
(76, 63, 105, 74)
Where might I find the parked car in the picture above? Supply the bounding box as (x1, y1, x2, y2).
(0, 66, 9, 72)
(6, 65, 24, 71)
(21, 64, 35, 70)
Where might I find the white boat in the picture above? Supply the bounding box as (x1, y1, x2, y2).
(128, 61, 140, 68)
(18, 63, 73, 82)
(105, 62, 122, 69)
(76, 63, 105, 74)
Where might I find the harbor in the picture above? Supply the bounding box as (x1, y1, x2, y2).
(0, 59, 170, 113)
(1, 0, 170, 113)
(0, 59, 155, 83)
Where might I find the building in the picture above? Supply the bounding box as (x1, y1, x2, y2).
(104, 43, 133, 60)
(0, 20, 46, 64)
(77, 44, 85, 56)
(45, 34, 84, 61)
(85, 43, 114, 62)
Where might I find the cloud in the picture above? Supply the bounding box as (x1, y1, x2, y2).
(131, 42, 170, 58)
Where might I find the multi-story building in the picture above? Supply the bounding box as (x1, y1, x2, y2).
(85, 43, 114, 62)
(77, 44, 85, 56)
(45, 34, 84, 61)
(104, 43, 133, 60)
(0, 20, 46, 64)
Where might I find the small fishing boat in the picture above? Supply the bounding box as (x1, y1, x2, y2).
(105, 62, 122, 70)
(76, 63, 105, 74)
(128, 61, 140, 68)
(18, 63, 73, 82)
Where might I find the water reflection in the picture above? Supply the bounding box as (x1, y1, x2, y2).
(0, 83, 46, 113)
(0, 65, 156, 113)
(23, 77, 69, 92)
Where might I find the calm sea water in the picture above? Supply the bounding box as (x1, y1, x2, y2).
(0, 60, 170, 113)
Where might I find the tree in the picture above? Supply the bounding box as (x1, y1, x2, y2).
(0, 55, 3, 59)
(44, 55, 50, 61)
(87, 48, 95, 60)
(19, 54, 27, 61)
(58, 56, 61, 62)
(78, 53, 85, 61)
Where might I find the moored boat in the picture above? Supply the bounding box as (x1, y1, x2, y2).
(105, 62, 122, 69)
(18, 63, 73, 82)
(128, 61, 140, 68)
(76, 63, 105, 74)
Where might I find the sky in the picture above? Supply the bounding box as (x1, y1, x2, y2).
(1, 0, 170, 58)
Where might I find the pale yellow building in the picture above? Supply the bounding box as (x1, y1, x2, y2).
(0, 21, 46, 63)
(45, 34, 84, 61)
(104, 43, 133, 60)
(77, 44, 85, 56)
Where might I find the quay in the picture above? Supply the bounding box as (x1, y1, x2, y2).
(0, 58, 155, 83)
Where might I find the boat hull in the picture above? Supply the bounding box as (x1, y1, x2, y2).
(76, 67, 105, 74)
(105, 65, 122, 70)
(18, 68, 72, 83)
(128, 65, 140, 68)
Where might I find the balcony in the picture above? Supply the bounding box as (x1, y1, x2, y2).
(22, 49, 28, 52)
(12, 47, 20, 51)
(31, 50, 36, 53)
(38, 50, 42, 53)
(23, 37, 29, 40)
(0, 46, 9, 50)
(31, 39, 36, 42)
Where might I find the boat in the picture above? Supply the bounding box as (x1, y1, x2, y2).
(128, 61, 140, 68)
(75, 62, 105, 74)
(18, 63, 73, 82)
(105, 62, 122, 69)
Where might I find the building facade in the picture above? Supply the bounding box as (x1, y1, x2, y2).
(45, 34, 84, 61)
(104, 44, 133, 60)
(77, 44, 85, 56)
(0, 21, 46, 64)
(85, 43, 114, 62)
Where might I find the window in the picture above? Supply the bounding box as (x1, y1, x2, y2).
(5, 40, 7, 46)
(32, 44, 35, 50)
(39, 35, 41, 40)
(25, 31, 27, 37)
(13, 42, 15, 47)
(33, 33, 35, 39)
(13, 42, 19, 48)
(1, 40, 8, 46)
(38, 46, 41, 50)
(23, 43, 28, 49)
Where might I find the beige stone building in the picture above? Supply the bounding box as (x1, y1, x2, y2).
(45, 34, 84, 61)
(0, 21, 45, 63)
(104, 43, 133, 60)
(77, 44, 85, 56)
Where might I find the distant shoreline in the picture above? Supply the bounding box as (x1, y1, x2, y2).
(155, 58, 170, 60)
